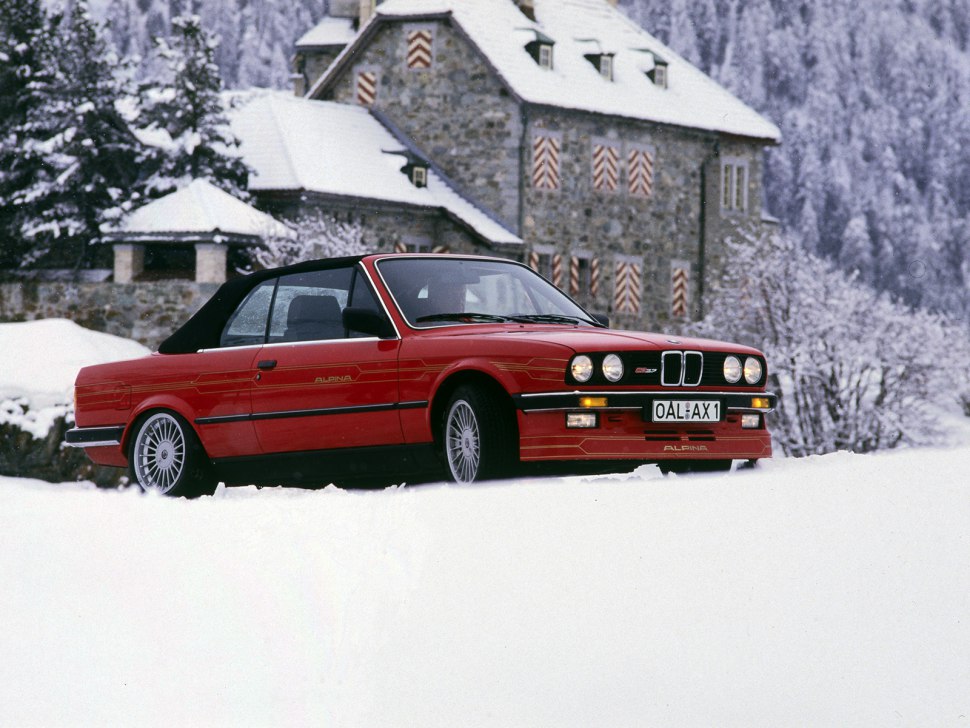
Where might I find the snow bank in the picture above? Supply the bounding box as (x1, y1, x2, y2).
(2, 447, 969, 726)
(0, 319, 149, 438)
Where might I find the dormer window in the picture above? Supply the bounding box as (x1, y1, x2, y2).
(598, 54, 614, 80)
(539, 43, 553, 69)
(524, 30, 556, 70)
(411, 164, 428, 188)
(648, 56, 669, 88)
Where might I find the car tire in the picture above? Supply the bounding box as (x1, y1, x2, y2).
(128, 411, 216, 497)
(442, 385, 516, 484)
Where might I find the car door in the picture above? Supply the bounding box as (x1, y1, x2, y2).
(250, 263, 403, 455)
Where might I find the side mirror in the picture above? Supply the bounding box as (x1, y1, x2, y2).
(591, 313, 610, 328)
(343, 307, 395, 339)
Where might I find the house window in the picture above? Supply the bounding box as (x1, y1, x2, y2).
(356, 70, 377, 106)
(411, 165, 428, 188)
(532, 133, 561, 191)
(539, 44, 553, 69)
(628, 147, 655, 198)
(652, 64, 667, 88)
(395, 238, 432, 253)
(721, 159, 748, 212)
(592, 142, 619, 192)
(406, 28, 434, 70)
(569, 252, 594, 299)
(599, 54, 614, 80)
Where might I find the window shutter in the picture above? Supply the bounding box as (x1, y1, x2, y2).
(532, 135, 561, 190)
(407, 29, 433, 69)
(356, 70, 377, 106)
(551, 253, 563, 288)
(613, 257, 642, 315)
(628, 148, 654, 198)
(592, 143, 619, 192)
(432, 244, 450, 254)
(672, 265, 689, 318)
(569, 255, 580, 297)
(528, 251, 540, 271)
(393, 241, 407, 253)
(590, 257, 600, 298)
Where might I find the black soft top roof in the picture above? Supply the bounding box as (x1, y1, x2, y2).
(158, 256, 366, 354)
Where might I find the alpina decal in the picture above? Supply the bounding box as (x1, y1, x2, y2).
(663, 444, 710, 452)
(315, 375, 353, 384)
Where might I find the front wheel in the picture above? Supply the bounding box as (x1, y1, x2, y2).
(129, 411, 216, 497)
(442, 386, 516, 484)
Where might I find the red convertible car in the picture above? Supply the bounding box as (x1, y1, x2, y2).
(67, 254, 776, 496)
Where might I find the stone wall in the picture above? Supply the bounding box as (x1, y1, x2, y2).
(319, 14, 770, 330)
(323, 18, 524, 230)
(0, 281, 219, 349)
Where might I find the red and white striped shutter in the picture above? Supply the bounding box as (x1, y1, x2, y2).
(569, 255, 580, 297)
(393, 241, 408, 253)
(590, 257, 600, 297)
(592, 143, 619, 192)
(407, 29, 433, 69)
(628, 148, 654, 198)
(532, 135, 560, 190)
(671, 265, 689, 318)
(551, 253, 563, 289)
(356, 70, 377, 106)
(613, 257, 642, 315)
(528, 250, 540, 271)
(432, 244, 450, 254)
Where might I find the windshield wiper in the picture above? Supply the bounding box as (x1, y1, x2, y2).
(415, 312, 517, 324)
(511, 314, 596, 326)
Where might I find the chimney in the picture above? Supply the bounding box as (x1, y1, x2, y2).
(515, 0, 536, 21)
(359, 0, 375, 24)
(605, 0, 618, 5)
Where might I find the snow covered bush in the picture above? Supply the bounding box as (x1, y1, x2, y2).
(250, 211, 371, 269)
(694, 231, 970, 456)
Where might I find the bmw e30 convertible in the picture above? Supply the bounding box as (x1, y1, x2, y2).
(66, 254, 777, 496)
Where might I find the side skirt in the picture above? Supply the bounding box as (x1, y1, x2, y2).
(212, 443, 441, 488)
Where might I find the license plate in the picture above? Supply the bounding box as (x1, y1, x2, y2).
(650, 400, 721, 423)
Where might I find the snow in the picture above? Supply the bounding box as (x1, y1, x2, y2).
(106, 178, 294, 240)
(0, 319, 149, 438)
(229, 91, 522, 246)
(312, 0, 781, 142)
(2, 446, 970, 726)
(295, 16, 358, 49)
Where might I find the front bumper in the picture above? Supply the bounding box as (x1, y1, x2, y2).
(513, 390, 776, 462)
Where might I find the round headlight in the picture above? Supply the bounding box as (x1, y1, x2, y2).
(743, 357, 763, 384)
(723, 355, 742, 384)
(571, 355, 594, 382)
(602, 354, 624, 382)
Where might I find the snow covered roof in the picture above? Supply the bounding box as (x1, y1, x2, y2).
(310, 0, 780, 142)
(295, 16, 358, 49)
(108, 179, 294, 241)
(228, 92, 522, 246)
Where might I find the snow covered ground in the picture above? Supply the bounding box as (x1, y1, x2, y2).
(3, 447, 970, 727)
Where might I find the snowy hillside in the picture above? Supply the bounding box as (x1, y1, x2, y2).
(3, 448, 970, 726)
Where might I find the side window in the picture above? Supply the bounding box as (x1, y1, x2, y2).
(220, 279, 275, 348)
(268, 267, 354, 343)
(347, 273, 389, 339)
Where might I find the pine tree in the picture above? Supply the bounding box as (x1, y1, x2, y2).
(0, 0, 59, 268)
(10, 0, 141, 269)
(139, 14, 248, 199)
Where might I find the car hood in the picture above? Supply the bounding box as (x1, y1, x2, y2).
(429, 325, 764, 355)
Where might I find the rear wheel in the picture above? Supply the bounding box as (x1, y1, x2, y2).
(129, 411, 216, 497)
(441, 386, 516, 483)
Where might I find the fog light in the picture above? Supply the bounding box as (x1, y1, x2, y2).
(741, 414, 761, 429)
(566, 412, 599, 429)
(751, 397, 770, 410)
(579, 396, 607, 408)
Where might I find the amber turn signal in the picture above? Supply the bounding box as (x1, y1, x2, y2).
(751, 397, 770, 409)
(579, 396, 607, 408)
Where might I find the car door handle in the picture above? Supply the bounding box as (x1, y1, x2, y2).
(257, 359, 277, 370)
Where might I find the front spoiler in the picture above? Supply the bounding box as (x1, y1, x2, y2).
(64, 425, 125, 449)
(513, 390, 777, 414)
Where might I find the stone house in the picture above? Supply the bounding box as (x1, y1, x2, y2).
(295, 0, 781, 327)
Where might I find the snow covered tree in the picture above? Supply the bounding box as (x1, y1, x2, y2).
(250, 211, 371, 269)
(0, 0, 59, 267)
(138, 14, 248, 199)
(693, 229, 969, 456)
(1, 0, 140, 269)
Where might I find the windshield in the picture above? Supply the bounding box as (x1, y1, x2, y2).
(376, 257, 599, 328)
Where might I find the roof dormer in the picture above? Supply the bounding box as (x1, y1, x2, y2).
(576, 38, 615, 81)
(384, 149, 430, 188)
(634, 49, 669, 89)
(522, 29, 556, 70)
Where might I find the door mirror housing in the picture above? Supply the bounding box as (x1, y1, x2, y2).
(591, 313, 610, 328)
(343, 307, 395, 339)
